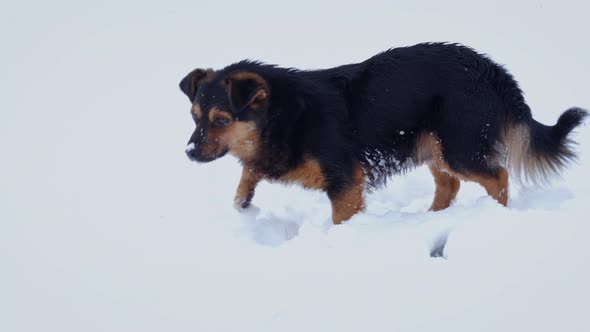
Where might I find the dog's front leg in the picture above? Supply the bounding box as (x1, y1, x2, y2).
(234, 166, 262, 210)
(327, 164, 366, 224)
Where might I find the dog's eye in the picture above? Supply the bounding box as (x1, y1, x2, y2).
(212, 117, 231, 128)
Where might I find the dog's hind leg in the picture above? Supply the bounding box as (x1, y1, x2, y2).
(429, 164, 461, 211)
(462, 168, 509, 206)
(417, 132, 462, 211)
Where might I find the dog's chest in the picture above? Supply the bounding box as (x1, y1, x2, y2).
(271, 157, 327, 190)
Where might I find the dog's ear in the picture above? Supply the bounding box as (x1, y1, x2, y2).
(226, 72, 269, 114)
(179, 68, 209, 102)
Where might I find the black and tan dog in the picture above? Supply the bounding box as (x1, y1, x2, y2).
(180, 43, 587, 224)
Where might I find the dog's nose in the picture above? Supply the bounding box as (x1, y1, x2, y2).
(185, 143, 198, 161)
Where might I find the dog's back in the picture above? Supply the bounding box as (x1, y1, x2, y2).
(303, 43, 587, 190)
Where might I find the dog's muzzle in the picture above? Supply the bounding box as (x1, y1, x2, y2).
(185, 142, 199, 161)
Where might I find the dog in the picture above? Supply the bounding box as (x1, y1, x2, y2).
(179, 43, 587, 224)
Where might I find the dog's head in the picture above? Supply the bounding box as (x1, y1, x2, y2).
(180, 68, 270, 163)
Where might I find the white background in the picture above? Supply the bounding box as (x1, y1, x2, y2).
(2, 1, 589, 331)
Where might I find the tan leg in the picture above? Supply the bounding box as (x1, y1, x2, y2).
(416, 131, 508, 208)
(234, 166, 262, 209)
(329, 165, 366, 224)
(464, 168, 509, 206)
(429, 164, 461, 211)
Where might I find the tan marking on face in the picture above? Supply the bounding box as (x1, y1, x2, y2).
(416, 131, 509, 209)
(197, 129, 226, 158)
(192, 104, 203, 119)
(197, 107, 233, 158)
(330, 164, 366, 224)
(208, 107, 233, 123)
(277, 157, 327, 190)
(198, 116, 259, 162)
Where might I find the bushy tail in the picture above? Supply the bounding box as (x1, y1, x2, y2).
(505, 107, 588, 185)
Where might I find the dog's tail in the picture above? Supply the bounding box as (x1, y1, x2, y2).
(503, 106, 588, 185)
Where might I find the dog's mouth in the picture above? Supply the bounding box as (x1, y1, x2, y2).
(185, 144, 229, 163)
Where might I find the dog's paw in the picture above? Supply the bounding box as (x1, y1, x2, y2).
(233, 196, 252, 211)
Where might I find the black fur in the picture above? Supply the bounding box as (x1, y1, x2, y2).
(181, 42, 587, 197)
(529, 107, 588, 157)
(179, 68, 207, 101)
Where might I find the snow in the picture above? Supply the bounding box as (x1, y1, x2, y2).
(185, 142, 195, 153)
(2, 1, 590, 332)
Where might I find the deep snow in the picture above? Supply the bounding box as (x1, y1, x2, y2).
(2, 1, 590, 331)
